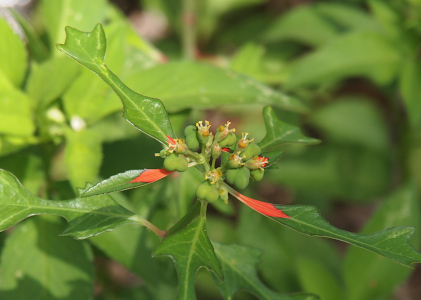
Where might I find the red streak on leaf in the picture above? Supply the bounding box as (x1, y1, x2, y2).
(231, 190, 290, 218)
(222, 148, 230, 153)
(130, 169, 173, 183)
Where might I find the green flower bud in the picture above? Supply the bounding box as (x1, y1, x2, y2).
(211, 143, 222, 159)
(163, 153, 178, 171)
(159, 149, 168, 158)
(175, 155, 189, 172)
(251, 169, 264, 181)
(184, 125, 197, 136)
(225, 169, 237, 186)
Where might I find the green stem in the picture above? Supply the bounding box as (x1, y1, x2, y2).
(133, 215, 166, 238)
(200, 199, 208, 219)
(182, 0, 196, 60)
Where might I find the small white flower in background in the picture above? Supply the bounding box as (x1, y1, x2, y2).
(71, 116, 86, 132)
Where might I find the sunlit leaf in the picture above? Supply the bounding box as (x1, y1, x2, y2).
(0, 169, 143, 239)
(57, 24, 175, 144)
(154, 202, 223, 300)
(0, 90, 35, 136)
(0, 217, 94, 300)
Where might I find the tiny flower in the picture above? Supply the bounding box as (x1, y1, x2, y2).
(244, 155, 269, 170)
(196, 120, 211, 137)
(227, 151, 245, 168)
(205, 169, 223, 184)
(215, 121, 235, 142)
(236, 132, 254, 150)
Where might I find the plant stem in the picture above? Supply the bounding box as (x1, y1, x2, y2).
(182, 0, 196, 60)
(200, 199, 208, 219)
(132, 215, 166, 238)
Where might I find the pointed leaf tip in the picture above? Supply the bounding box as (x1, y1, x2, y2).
(130, 169, 172, 183)
(228, 187, 290, 218)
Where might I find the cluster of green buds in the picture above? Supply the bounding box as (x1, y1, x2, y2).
(157, 121, 268, 204)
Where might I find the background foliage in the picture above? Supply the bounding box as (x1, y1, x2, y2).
(0, 0, 421, 299)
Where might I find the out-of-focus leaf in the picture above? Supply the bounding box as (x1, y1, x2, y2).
(258, 106, 320, 151)
(295, 257, 344, 300)
(57, 24, 175, 144)
(0, 217, 94, 300)
(213, 243, 319, 300)
(26, 56, 81, 108)
(0, 18, 27, 87)
(269, 144, 390, 200)
(123, 62, 308, 113)
(262, 5, 338, 47)
(64, 129, 102, 189)
(0, 90, 35, 136)
(154, 202, 223, 300)
(231, 43, 265, 76)
(309, 97, 389, 153)
(42, 0, 107, 49)
(314, 3, 381, 32)
(10, 9, 49, 62)
(0, 169, 143, 239)
(344, 183, 420, 300)
(399, 59, 421, 127)
(285, 31, 402, 90)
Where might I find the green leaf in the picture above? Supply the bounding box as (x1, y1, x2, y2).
(64, 128, 103, 188)
(0, 169, 143, 239)
(344, 183, 420, 300)
(213, 243, 319, 300)
(26, 56, 81, 108)
(122, 61, 308, 113)
(295, 257, 344, 300)
(57, 24, 175, 144)
(262, 5, 338, 47)
(258, 106, 320, 151)
(266, 204, 421, 267)
(285, 31, 402, 90)
(154, 201, 223, 300)
(0, 17, 27, 87)
(399, 58, 421, 127)
(42, 0, 107, 49)
(81, 169, 170, 197)
(0, 217, 94, 300)
(308, 97, 389, 153)
(0, 89, 35, 136)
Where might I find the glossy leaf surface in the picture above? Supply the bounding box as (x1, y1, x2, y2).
(57, 24, 175, 144)
(154, 202, 223, 300)
(213, 243, 319, 300)
(81, 169, 172, 197)
(0, 169, 141, 239)
(0, 217, 94, 300)
(258, 106, 320, 151)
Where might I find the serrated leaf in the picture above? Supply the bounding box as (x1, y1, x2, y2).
(258, 106, 320, 151)
(154, 202, 223, 300)
(0, 169, 143, 239)
(81, 169, 172, 197)
(0, 17, 27, 87)
(213, 243, 319, 300)
(56, 24, 175, 144)
(344, 183, 420, 300)
(0, 217, 94, 300)
(122, 61, 308, 113)
(267, 205, 421, 267)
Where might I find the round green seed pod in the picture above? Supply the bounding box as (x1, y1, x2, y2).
(175, 155, 189, 172)
(234, 167, 250, 189)
(184, 125, 197, 136)
(186, 132, 200, 151)
(163, 154, 178, 171)
(196, 181, 210, 199)
(225, 169, 238, 185)
(159, 149, 168, 158)
(241, 142, 261, 160)
(251, 169, 264, 181)
(205, 186, 220, 203)
(219, 132, 237, 147)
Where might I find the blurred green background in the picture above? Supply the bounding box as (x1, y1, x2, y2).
(1, 0, 421, 299)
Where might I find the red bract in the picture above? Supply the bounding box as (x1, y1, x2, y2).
(229, 188, 290, 218)
(130, 169, 173, 183)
